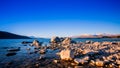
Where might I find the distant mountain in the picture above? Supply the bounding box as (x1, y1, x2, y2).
(72, 34, 120, 38)
(0, 31, 31, 39)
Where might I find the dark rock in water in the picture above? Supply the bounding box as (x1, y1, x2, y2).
(2, 47, 9, 49)
(6, 52, 16, 56)
(23, 45, 27, 46)
(7, 61, 13, 65)
(111, 42, 118, 45)
(85, 40, 93, 44)
(71, 40, 77, 44)
(28, 52, 33, 54)
(7, 47, 20, 52)
(22, 41, 32, 44)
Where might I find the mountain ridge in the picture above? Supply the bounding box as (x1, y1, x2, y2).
(71, 34, 120, 38)
(0, 31, 31, 39)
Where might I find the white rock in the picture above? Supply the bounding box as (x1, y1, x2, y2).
(62, 37, 71, 45)
(74, 58, 88, 64)
(32, 40, 40, 47)
(59, 49, 74, 60)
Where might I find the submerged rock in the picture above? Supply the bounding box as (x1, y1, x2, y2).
(7, 47, 20, 52)
(6, 52, 17, 56)
(22, 41, 32, 44)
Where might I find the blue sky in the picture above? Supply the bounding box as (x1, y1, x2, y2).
(0, 0, 120, 37)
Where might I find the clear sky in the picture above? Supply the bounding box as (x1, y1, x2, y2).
(0, 0, 120, 37)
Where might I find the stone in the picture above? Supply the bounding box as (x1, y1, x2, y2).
(74, 58, 88, 64)
(83, 56, 89, 61)
(6, 52, 17, 56)
(95, 60, 104, 67)
(39, 49, 46, 54)
(81, 50, 89, 55)
(32, 40, 41, 47)
(71, 62, 78, 66)
(7, 47, 20, 52)
(74, 66, 83, 68)
(102, 42, 111, 46)
(59, 49, 74, 60)
(39, 55, 45, 60)
(22, 41, 32, 44)
(89, 60, 95, 66)
(62, 37, 71, 45)
(108, 63, 114, 68)
(93, 42, 100, 46)
(51, 36, 61, 43)
(116, 60, 120, 65)
(85, 40, 93, 44)
(53, 60, 58, 63)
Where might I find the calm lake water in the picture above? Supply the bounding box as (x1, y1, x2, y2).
(0, 38, 120, 67)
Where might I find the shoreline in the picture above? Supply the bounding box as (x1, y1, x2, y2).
(0, 38, 120, 68)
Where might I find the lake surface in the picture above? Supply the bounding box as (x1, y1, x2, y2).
(0, 38, 120, 67)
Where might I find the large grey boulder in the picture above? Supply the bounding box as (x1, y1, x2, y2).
(59, 49, 74, 60)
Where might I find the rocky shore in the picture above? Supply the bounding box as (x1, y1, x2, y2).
(2, 37, 120, 68)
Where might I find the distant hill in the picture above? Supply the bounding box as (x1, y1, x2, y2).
(0, 31, 31, 39)
(72, 34, 120, 38)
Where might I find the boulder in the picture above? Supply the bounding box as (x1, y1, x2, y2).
(39, 49, 46, 54)
(85, 40, 93, 44)
(62, 37, 71, 45)
(51, 36, 61, 43)
(81, 50, 89, 55)
(74, 58, 88, 65)
(74, 56, 89, 64)
(102, 42, 111, 46)
(93, 42, 100, 46)
(95, 60, 104, 67)
(59, 49, 74, 60)
(32, 40, 41, 47)
(89, 60, 95, 66)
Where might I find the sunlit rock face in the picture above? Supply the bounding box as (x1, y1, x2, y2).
(50, 36, 61, 43)
(32, 40, 41, 48)
(59, 49, 74, 60)
(62, 37, 71, 45)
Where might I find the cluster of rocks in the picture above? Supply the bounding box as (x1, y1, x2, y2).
(56, 41, 120, 68)
(4, 38, 120, 68)
(26, 38, 120, 68)
(6, 47, 20, 56)
(50, 36, 75, 45)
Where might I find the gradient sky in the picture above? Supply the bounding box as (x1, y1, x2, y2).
(0, 0, 120, 37)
